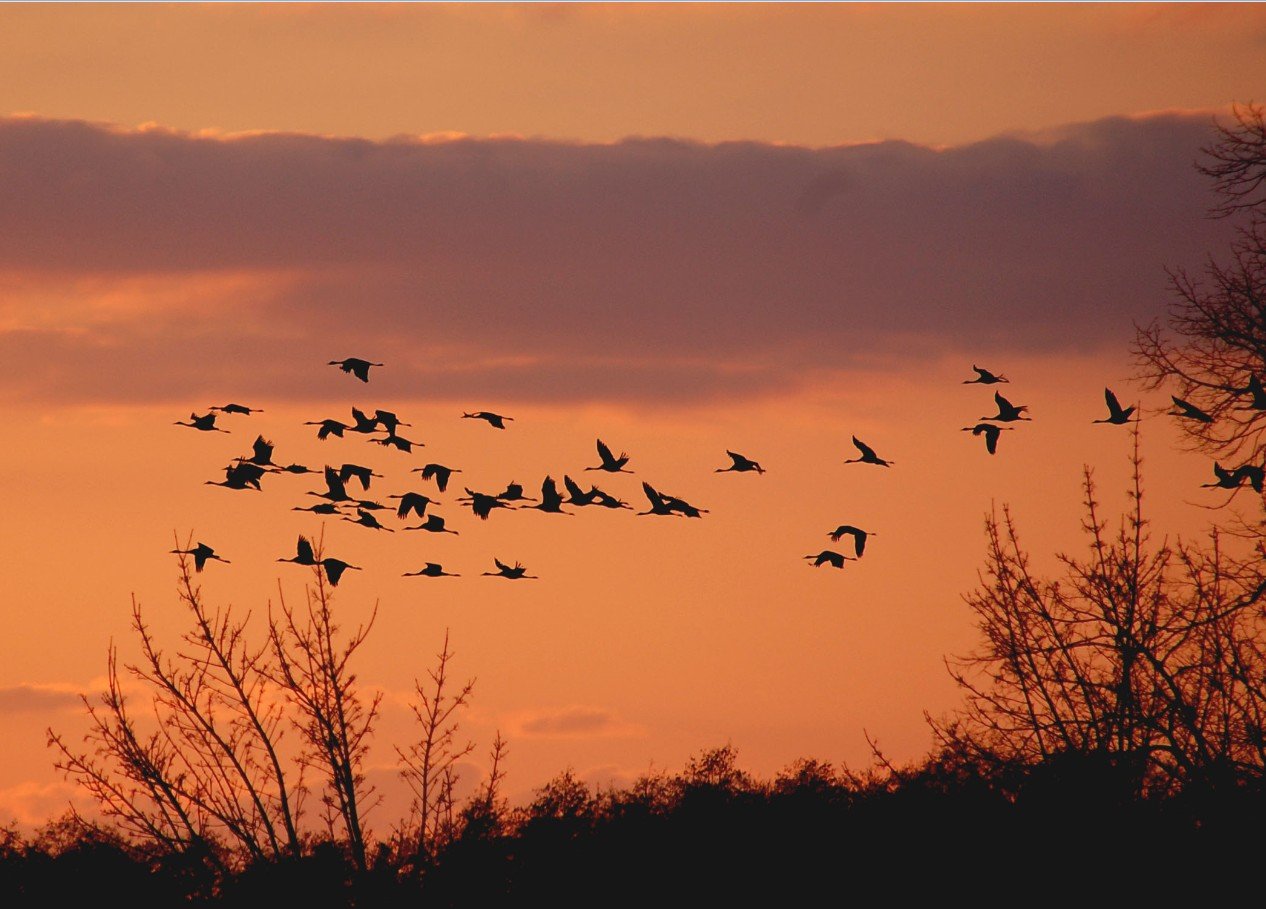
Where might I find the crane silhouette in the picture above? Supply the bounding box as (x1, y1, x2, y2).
(338, 463, 382, 491)
(481, 558, 537, 579)
(962, 365, 1009, 385)
(804, 550, 854, 569)
(528, 476, 571, 514)
(349, 408, 381, 434)
(175, 412, 229, 433)
(329, 358, 382, 383)
(463, 411, 513, 429)
(1201, 462, 1256, 491)
(1093, 388, 1136, 425)
(170, 542, 230, 572)
(275, 463, 317, 475)
(1239, 375, 1266, 410)
(342, 508, 393, 531)
(205, 461, 265, 491)
(1169, 396, 1214, 423)
(844, 436, 894, 467)
(292, 502, 344, 515)
(373, 433, 423, 454)
(305, 418, 349, 441)
(495, 482, 536, 502)
(460, 489, 512, 520)
(307, 466, 354, 503)
(389, 492, 434, 519)
(587, 486, 632, 509)
(827, 525, 873, 557)
(210, 403, 263, 415)
(638, 482, 677, 516)
(961, 422, 1013, 455)
(352, 499, 390, 511)
(563, 475, 599, 507)
(982, 392, 1031, 423)
(373, 409, 410, 436)
(404, 563, 460, 578)
(320, 558, 361, 586)
(277, 535, 317, 566)
(716, 450, 765, 474)
(586, 439, 633, 473)
(238, 435, 275, 467)
(412, 463, 461, 493)
(663, 491, 708, 518)
(403, 514, 459, 534)
(1237, 464, 1266, 493)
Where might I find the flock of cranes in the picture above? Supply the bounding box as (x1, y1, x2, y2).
(173, 358, 1257, 582)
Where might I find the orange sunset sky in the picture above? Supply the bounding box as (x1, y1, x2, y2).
(2, 3, 1265, 827)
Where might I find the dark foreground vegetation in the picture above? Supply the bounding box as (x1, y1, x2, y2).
(4, 743, 1265, 907)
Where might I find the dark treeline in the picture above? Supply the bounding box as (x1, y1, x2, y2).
(4, 742, 1264, 907)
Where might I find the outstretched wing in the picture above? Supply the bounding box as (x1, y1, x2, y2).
(296, 536, 314, 563)
(852, 436, 876, 460)
(642, 482, 666, 508)
(596, 438, 615, 464)
(1105, 388, 1122, 415)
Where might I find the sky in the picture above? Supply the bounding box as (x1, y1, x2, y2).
(2, 3, 1265, 829)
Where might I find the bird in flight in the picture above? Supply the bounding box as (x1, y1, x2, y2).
(982, 392, 1031, 423)
(961, 422, 1013, 455)
(308, 466, 354, 503)
(1239, 375, 1266, 411)
(828, 525, 873, 558)
(170, 542, 230, 572)
(175, 412, 229, 433)
(210, 403, 263, 415)
(403, 514, 459, 535)
(349, 408, 381, 434)
(275, 463, 317, 475)
(329, 358, 383, 383)
(238, 435, 276, 468)
(320, 557, 362, 586)
(390, 492, 434, 519)
(404, 563, 460, 578)
(338, 463, 382, 491)
(528, 476, 571, 514)
(292, 502, 344, 515)
(1169, 396, 1213, 423)
(587, 439, 633, 473)
(844, 436, 894, 467)
(495, 482, 536, 502)
(1195, 463, 1245, 491)
(563, 475, 599, 507)
(305, 418, 350, 441)
(373, 409, 410, 436)
(412, 463, 462, 493)
(342, 508, 393, 531)
(962, 365, 1009, 385)
(638, 482, 677, 516)
(716, 450, 765, 474)
(587, 486, 631, 509)
(1092, 388, 1136, 425)
(372, 434, 423, 454)
(460, 489, 512, 520)
(463, 411, 514, 429)
(804, 550, 855, 569)
(277, 535, 317, 566)
(205, 461, 266, 491)
(481, 558, 537, 580)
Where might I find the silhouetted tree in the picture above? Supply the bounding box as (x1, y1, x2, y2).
(49, 541, 301, 868)
(940, 432, 1266, 795)
(392, 630, 476, 867)
(268, 556, 381, 871)
(1135, 103, 1266, 477)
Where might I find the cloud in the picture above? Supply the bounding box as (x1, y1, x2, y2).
(512, 705, 644, 739)
(0, 112, 1239, 405)
(0, 684, 82, 715)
